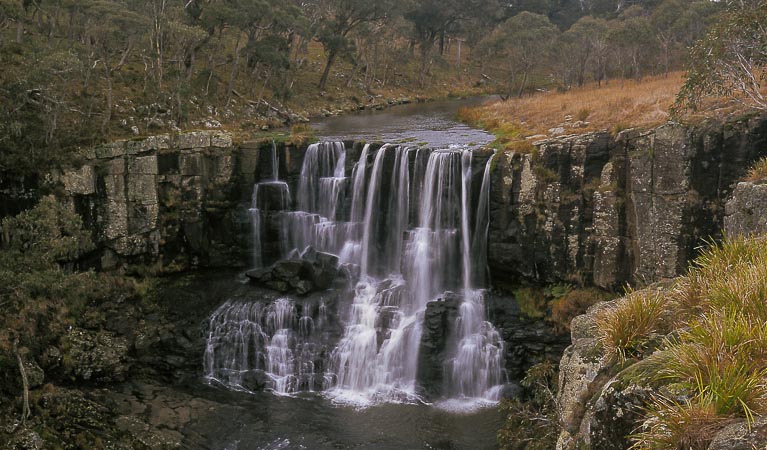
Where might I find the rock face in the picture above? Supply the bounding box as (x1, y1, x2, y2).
(724, 181, 767, 237)
(47, 132, 310, 271)
(489, 115, 767, 289)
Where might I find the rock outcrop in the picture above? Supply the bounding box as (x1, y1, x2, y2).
(724, 180, 767, 237)
(489, 115, 767, 289)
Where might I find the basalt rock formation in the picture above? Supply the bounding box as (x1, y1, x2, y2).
(555, 177, 767, 450)
(489, 114, 767, 289)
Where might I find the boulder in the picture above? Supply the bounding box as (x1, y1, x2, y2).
(60, 328, 129, 382)
(708, 417, 767, 450)
(246, 247, 340, 295)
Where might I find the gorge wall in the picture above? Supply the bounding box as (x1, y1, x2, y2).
(489, 114, 767, 289)
(42, 132, 320, 271)
(5, 113, 760, 282)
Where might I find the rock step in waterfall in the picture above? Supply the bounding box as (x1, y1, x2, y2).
(205, 141, 505, 404)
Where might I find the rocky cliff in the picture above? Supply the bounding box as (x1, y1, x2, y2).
(555, 177, 767, 450)
(48, 131, 316, 271)
(489, 115, 767, 289)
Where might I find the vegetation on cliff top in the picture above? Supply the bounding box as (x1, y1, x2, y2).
(460, 0, 767, 153)
(594, 236, 767, 449)
(0, 0, 726, 176)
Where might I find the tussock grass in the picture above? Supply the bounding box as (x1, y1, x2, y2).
(595, 288, 669, 362)
(631, 396, 732, 450)
(613, 236, 767, 448)
(744, 157, 767, 182)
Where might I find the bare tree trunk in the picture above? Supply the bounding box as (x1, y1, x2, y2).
(318, 49, 338, 91)
(16, 19, 23, 43)
(257, 68, 272, 106)
(15, 347, 31, 425)
(517, 71, 528, 98)
(225, 34, 242, 107)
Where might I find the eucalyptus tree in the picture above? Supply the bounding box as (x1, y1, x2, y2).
(560, 16, 610, 86)
(674, 0, 767, 113)
(479, 11, 560, 99)
(607, 8, 655, 81)
(315, 0, 393, 91)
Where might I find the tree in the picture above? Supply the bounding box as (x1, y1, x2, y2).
(674, 0, 767, 113)
(607, 12, 655, 81)
(84, 1, 148, 131)
(315, 0, 390, 91)
(651, 0, 685, 76)
(479, 12, 559, 99)
(560, 16, 610, 87)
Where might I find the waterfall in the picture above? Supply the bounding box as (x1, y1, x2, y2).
(446, 154, 504, 401)
(221, 141, 504, 404)
(280, 142, 348, 257)
(249, 143, 290, 268)
(204, 297, 333, 394)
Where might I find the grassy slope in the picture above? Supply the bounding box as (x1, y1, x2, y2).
(458, 72, 765, 153)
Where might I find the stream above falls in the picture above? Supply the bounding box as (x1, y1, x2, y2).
(313, 96, 496, 148)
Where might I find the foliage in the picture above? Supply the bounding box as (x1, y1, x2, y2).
(551, 287, 614, 333)
(0, 197, 136, 368)
(498, 362, 559, 450)
(673, 0, 767, 114)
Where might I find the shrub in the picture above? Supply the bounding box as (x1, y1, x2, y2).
(514, 287, 548, 319)
(498, 362, 559, 450)
(576, 108, 591, 121)
(551, 287, 613, 333)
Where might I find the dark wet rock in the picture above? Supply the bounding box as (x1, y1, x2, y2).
(417, 293, 461, 398)
(487, 293, 572, 381)
(246, 248, 341, 295)
(501, 382, 524, 400)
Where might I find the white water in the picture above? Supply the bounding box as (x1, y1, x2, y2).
(218, 141, 504, 404)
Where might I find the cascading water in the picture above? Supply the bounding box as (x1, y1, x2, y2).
(204, 296, 333, 394)
(249, 141, 289, 268)
(444, 154, 505, 401)
(211, 140, 505, 405)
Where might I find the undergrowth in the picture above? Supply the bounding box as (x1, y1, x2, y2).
(594, 236, 767, 449)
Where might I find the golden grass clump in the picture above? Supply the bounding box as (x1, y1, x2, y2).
(628, 236, 767, 448)
(631, 396, 731, 450)
(744, 156, 767, 182)
(595, 288, 669, 362)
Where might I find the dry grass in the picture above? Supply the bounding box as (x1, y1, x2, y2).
(595, 288, 670, 362)
(744, 157, 767, 182)
(459, 73, 686, 151)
